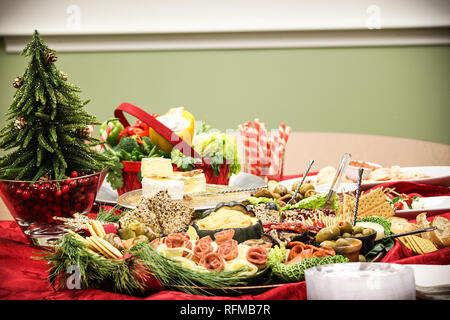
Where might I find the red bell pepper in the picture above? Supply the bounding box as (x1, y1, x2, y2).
(119, 120, 151, 144)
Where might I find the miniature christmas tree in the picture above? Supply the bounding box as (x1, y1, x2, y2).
(0, 30, 110, 181)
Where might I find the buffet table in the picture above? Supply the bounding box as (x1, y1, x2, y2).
(1, 181, 449, 300)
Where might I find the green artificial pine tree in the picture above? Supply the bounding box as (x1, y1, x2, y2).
(0, 30, 111, 181)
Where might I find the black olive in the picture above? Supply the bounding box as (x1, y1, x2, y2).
(265, 202, 278, 211)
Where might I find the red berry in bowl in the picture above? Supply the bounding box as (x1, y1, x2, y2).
(69, 180, 78, 190)
(71, 171, 79, 178)
(22, 190, 31, 200)
(15, 189, 23, 198)
(62, 185, 70, 194)
(8, 184, 17, 195)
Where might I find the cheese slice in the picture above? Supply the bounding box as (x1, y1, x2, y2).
(171, 171, 207, 194)
(142, 177, 184, 200)
(141, 157, 173, 178)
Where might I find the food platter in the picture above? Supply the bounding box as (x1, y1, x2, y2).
(395, 196, 450, 219)
(165, 283, 284, 296)
(117, 185, 254, 211)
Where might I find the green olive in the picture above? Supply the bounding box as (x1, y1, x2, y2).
(353, 226, 364, 234)
(320, 240, 336, 248)
(304, 189, 316, 198)
(358, 255, 367, 262)
(354, 233, 364, 237)
(267, 180, 278, 191)
(315, 227, 336, 243)
(342, 232, 352, 238)
(133, 235, 149, 244)
(144, 230, 158, 241)
(299, 183, 315, 195)
(273, 184, 288, 196)
(339, 222, 354, 235)
(135, 223, 148, 236)
(291, 181, 301, 193)
(330, 225, 341, 239)
(335, 238, 351, 247)
(118, 228, 136, 240)
(363, 228, 375, 235)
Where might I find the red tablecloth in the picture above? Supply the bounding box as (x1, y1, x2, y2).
(1, 181, 449, 300)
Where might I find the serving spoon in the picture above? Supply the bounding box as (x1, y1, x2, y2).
(323, 153, 351, 210)
(352, 167, 364, 226)
(286, 159, 315, 206)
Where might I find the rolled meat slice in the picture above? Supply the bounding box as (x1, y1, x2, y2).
(199, 252, 225, 272)
(214, 229, 235, 244)
(193, 240, 214, 262)
(197, 235, 213, 245)
(246, 245, 268, 268)
(150, 238, 161, 249)
(217, 239, 239, 261)
(183, 240, 193, 257)
(165, 233, 189, 248)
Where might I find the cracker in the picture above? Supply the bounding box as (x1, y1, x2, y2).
(359, 202, 395, 219)
(91, 220, 106, 238)
(90, 235, 123, 259)
(399, 235, 437, 255)
(86, 237, 110, 257)
(343, 188, 394, 219)
(410, 235, 437, 254)
(86, 223, 98, 237)
(66, 229, 90, 246)
(405, 236, 422, 254)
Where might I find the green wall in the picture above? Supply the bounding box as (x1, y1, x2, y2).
(1, 39, 449, 146)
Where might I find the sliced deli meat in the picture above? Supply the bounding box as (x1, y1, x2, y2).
(246, 245, 268, 267)
(217, 239, 239, 261)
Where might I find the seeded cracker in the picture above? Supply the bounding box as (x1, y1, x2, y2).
(119, 197, 162, 234)
(119, 190, 194, 236)
(149, 190, 195, 235)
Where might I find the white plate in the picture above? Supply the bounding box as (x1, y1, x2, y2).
(395, 196, 450, 218)
(116, 187, 253, 211)
(279, 177, 358, 194)
(406, 264, 450, 287)
(280, 166, 450, 193)
(361, 166, 450, 189)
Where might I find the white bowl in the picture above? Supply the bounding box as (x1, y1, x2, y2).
(346, 161, 382, 182)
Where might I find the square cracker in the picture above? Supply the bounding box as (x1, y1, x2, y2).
(344, 188, 394, 219)
(410, 235, 437, 254)
(358, 201, 395, 219)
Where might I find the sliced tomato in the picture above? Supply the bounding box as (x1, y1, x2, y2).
(393, 201, 404, 210)
(408, 193, 423, 198)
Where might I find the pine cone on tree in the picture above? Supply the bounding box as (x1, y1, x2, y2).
(13, 77, 23, 89)
(60, 71, 68, 81)
(38, 174, 52, 181)
(44, 51, 58, 64)
(76, 126, 91, 139)
(14, 117, 27, 131)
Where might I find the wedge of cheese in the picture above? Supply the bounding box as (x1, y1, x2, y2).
(142, 177, 184, 200)
(141, 157, 173, 178)
(171, 170, 206, 194)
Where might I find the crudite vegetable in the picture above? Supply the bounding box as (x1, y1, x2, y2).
(268, 245, 348, 282)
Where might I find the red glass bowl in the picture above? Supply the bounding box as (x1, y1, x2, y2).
(0, 170, 107, 247)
